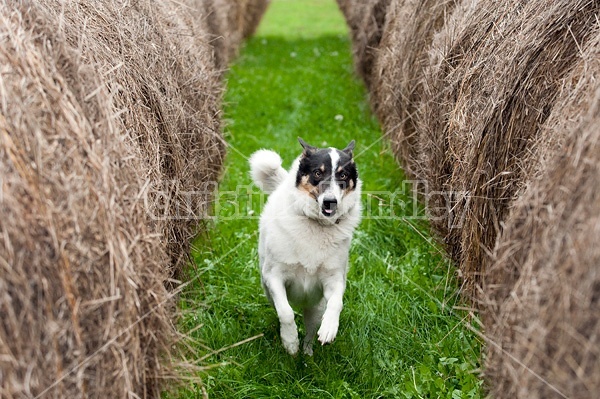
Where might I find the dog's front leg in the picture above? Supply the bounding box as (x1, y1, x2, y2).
(263, 275, 299, 355)
(318, 274, 346, 345)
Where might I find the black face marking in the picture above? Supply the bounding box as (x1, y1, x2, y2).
(295, 140, 358, 198)
(334, 149, 358, 192)
(296, 148, 333, 190)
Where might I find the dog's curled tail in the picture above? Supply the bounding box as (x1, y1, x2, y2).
(249, 150, 288, 194)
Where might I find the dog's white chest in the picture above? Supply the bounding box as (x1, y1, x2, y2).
(262, 211, 347, 264)
(283, 233, 345, 273)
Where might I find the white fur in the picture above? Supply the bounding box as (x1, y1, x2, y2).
(250, 149, 362, 355)
(249, 150, 288, 194)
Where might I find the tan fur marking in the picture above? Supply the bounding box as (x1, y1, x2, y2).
(299, 175, 318, 200)
(343, 179, 355, 195)
(319, 165, 325, 172)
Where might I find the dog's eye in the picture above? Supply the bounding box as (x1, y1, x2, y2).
(339, 172, 348, 180)
(313, 170, 322, 179)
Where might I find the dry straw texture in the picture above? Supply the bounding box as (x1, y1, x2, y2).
(337, 0, 600, 397)
(484, 32, 600, 399)
(0, 0, 227, 397)
(374, 0, 599, 290)
(335, 0, 392, 90)
(203, 0, 271, 70)
(372, 0, 456, 178)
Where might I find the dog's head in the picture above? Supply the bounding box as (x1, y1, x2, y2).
(295, 137, 359, 223)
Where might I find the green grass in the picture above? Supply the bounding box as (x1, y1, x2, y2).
(175, 0, 484, 397)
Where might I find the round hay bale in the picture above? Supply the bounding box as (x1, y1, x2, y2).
(372, 0, 457, 178)
(483, 31, 600, 399)
(202, 0, 271, 70)
(0, 0, 224, 397)
(241, 0, 271, 40)
(340, 0, 600, 396)
(364, 0, 599, 290)
(202, 0, 240, 70)
(414, 0, 599, 290)
(336, 0, 393, 90)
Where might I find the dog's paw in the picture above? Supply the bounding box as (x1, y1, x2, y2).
(302, 340, 314, 356)
(280, 323, 299, 356)
(317, 317, 339, 345)
(282, 337, 299, 356)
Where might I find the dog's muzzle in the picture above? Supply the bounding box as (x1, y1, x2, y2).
(321, 197, 337, 217)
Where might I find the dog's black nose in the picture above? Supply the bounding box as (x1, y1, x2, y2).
(322, 198, 337, 217)
(323, 198, 337, 208)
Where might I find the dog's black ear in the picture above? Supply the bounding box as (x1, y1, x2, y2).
(343, 140, 355, 157)
(298, 137, 317, 157)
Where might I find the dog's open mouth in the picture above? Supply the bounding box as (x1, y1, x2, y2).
(321, 200, 337, 217)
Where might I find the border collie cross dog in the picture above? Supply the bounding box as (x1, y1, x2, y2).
(249, 138, 362, 355)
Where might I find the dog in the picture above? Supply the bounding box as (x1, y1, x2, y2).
(249, 138, 362, 355)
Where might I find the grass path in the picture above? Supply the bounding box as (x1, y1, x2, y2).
(177, 1, 483, 397)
